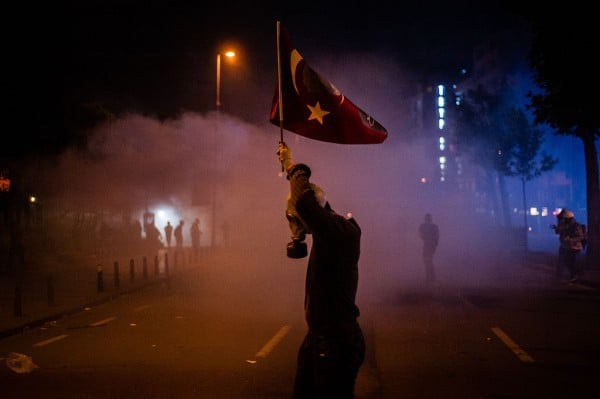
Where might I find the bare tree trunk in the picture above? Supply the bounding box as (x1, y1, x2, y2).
(498, 173, 511, 227)
(582, 133, 599, 268)
(521, 177, 529, 251)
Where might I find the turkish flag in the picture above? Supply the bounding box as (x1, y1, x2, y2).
(270, 25, 388, 145)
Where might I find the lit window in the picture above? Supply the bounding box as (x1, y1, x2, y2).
(437, 97, 445, 107)
(438, 119, 445, 130)
(438, 85, 444, 96)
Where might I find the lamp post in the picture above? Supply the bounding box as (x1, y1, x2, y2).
(212, 50, 235, 249)
(216, 51, 235, 110)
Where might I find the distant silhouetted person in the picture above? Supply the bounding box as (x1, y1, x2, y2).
(418, 213, 439, 282)
(130, 219, 142, 249)
(190, 218, 202, 254)
(164, 221, 173, 247)
(553, 209, 585, 282)
(174, 220, 184, 249)
(145, 224, 162, 250)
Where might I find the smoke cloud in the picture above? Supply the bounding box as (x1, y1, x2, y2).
(28, 49, 559, 310)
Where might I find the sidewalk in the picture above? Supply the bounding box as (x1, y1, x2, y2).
(522, 250, 600, 288)
(0, 248, 200, 339)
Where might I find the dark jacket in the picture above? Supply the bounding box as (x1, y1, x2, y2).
(556, 218, 584, 251)
(288, 164, 361, 336)
(419, 221, 439, 252)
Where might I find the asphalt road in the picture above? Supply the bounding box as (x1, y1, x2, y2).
(1, 252, 599, 398)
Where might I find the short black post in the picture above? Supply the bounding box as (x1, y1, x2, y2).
(13, 282, 23, 317)
(114, 261, 120, 289)
(129, 258, 135, 283)
(142, 256, 148, 280)
(165, 253, 169, 276)
(154, 255, 159, 276)
(47, 274, 56, 307)
(97, 264, 104, 292)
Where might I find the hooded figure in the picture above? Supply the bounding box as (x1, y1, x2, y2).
(277, 141, 365, 399)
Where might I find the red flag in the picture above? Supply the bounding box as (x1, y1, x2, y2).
(270, 25, 387, 144)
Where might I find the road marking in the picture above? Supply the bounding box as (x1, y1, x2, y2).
(90, 316, 117, 327)
(33, 334, 69, 347)
(491, 327, 535, 363)
(247, 324, 291, 363)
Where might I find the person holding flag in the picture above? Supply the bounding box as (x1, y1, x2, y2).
(277, 141, 365, 398)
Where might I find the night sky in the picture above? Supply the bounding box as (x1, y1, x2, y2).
(6, 0, 526, 159)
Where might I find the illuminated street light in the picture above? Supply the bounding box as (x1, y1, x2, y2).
(211, 49, 236, 248)
(215, 50, 236, 110)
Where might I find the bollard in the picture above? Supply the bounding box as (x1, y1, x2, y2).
(129, 258, 135, 283)
(143, 256, 148, 280)
(165, 253, 169, 276)
(154, 255, 159, 276)
(47, 274, 56, 307)
(114, 261, 120, 289)
(14, 282, 23, 317)
(97, 264, 104, 292)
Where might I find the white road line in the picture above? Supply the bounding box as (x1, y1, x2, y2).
(33, 334, 69, 347)
(90, 316, 117, 327)
(491, 327, 535, 363)
(255, 324, 291, 359)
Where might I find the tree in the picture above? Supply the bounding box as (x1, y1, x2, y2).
(455, 85, 514, 227)
(503, 107, 558, 249)
(526, 15, 600, 267)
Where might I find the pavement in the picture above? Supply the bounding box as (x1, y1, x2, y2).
(1, 248, 599, 340)
(0, 247, 200, 340)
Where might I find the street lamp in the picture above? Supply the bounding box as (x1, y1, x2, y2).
(216, 50, 236, 110)
(211, 50, 236, 249)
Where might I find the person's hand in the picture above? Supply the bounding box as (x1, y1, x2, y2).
(277, 141, 293, 171)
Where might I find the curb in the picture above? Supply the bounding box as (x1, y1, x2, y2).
(0, 276, 171, 340)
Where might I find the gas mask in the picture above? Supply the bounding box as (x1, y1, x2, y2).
(286, 195, 309, 258)
(285, 184, 326, 259)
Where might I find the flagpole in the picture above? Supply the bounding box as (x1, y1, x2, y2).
(276, 21, 285, 172)
(276, 20, 284, 144)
